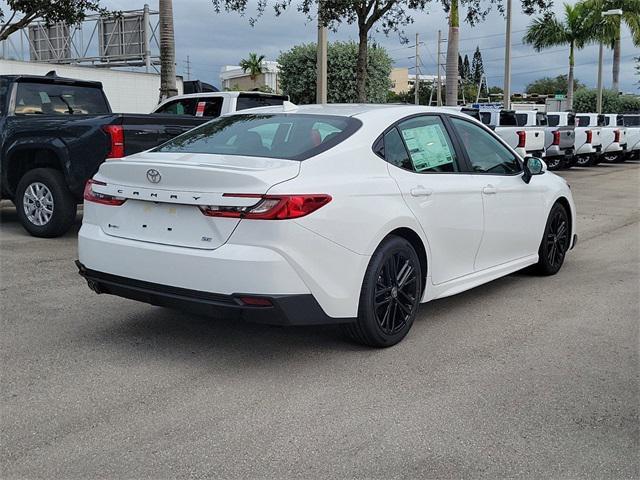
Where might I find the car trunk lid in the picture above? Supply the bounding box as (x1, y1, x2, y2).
(92, 152, 300, 249)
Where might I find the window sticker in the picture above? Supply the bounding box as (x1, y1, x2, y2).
(401, 124, 454, 171)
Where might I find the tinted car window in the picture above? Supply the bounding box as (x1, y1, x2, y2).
(452, 117, 521, 174)
(547, 115, 560, 127)
(383, 128, 412, 171)
(200, 98, 223, 117)
(154, 113, 361, 161)
(567, 113, 576, 126)
(236, 94, 286, 111)
(155, 98, 198, 115)
(14, 82, 109, 115)
(576, 116, 590, 127)
(623, 115, 640, 127)
(516, 113, 528, 126)
(395, 116, 459, 173)
(0, 78, 8, 113)
(480, 112, 492, 125)
(500, 111, 518, 126)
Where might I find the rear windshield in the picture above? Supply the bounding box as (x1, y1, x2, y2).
(515, 113, 528, 126)
(0, 78, 9, 113)
(576, 116, 590, 127)
(547, 115, 559, 127)
(623, 115, 640, 127)
(479, 111, 492, 125)
(153, 113, 362, 161)
(500, 111, 518, 126)
(14, 81, 109, 115)
(236, 94, 287, 111)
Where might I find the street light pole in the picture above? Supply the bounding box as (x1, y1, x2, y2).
(316, 20, 328, 104)
(503, 0, 512, 110)
(596, 9, 623, 114)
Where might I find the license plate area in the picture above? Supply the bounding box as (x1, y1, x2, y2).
(101, 200, 239, 249)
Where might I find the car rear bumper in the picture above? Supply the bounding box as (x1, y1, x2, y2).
(76, 262, 353, 325)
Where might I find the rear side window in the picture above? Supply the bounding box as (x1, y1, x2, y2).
(153, 113, 361, 161)
(236, 94, 286, 111)
(394, 115, 459, 173)
(155, 98, 198, 115)
(14, 82, 109, 115)
(576, 116, 590, 127)
(547, 115, 560, 127)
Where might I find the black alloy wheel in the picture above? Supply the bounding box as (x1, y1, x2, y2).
(345, 236, 422, 347)
(534, 203, 570, 275)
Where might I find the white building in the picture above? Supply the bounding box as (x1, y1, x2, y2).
(220, 61, 280, 93)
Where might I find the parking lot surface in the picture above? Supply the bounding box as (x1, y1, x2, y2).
(1, 163, 639, 479)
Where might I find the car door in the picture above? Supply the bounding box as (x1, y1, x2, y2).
(381, 114, 484, 285)
(448, 116, 547, 271)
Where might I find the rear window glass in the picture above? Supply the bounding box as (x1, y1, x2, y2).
(547, 115, 559, 127)
(480, 112, 492, 125)
(14, 82, 109, 115)
(623, 115, 640, 127)
(500, 111, 518, 126)
(576, 116, 590, 127)
(236, 94, 286, 111)
(515, 113, 528, 126)
(153, 113, 362, 161)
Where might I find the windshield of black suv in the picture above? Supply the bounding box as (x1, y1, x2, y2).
(153, 113, 362, 160)
(13, 81, 110, 115)
(0, 78, 8, 114)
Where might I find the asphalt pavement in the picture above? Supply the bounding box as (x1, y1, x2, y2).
(1, 162, 638, 479)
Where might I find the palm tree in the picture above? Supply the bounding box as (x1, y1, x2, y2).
(239, 53, 266, 82)
(445, 0, 460, 106)
(580, 0, 640, 93)
(524, 3, 591, 110)
(159, 0, 177, 100)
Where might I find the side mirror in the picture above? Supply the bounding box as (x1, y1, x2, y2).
(522, 157, 547, 184)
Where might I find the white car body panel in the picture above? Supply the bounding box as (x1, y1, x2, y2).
(78, 104, 576, 321)
(624, 115, 640, 154)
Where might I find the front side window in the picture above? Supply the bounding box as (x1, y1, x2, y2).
(394, 116, 459, 173)
(451, 117, 521, 174)
(153, 113, 361, 161)
(14, 82, 109, 115)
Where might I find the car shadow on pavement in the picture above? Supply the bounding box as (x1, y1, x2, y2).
(0, 203, 82, 237)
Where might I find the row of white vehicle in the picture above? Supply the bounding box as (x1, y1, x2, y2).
(477, 108, 640, 170)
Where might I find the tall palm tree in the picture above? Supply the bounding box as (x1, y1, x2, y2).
(445, 0, 460, 106)
(524, 3, 590, 110)
(159, 0, 177, 100)
(581, 0, 640, 93)
(240, 53, 266, 82)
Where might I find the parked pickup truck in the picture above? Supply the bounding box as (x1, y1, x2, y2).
(600, 113, 628, 163)
(479, 109, 545, 158)
(152, 91, 288, 118)
(0, 73, 208, 237)
(622, 114, 640, 160)
(517, 110, 574, 170)
(567, 113, 602, 167)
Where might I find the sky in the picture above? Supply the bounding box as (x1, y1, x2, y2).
(2, 0, 638, 93)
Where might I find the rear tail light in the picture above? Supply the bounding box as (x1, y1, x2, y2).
(586, 130, 593, 144)
(199, 194, 332, 220)
(102, 125, 125, 159)
(552, 130, 561, 145)
(516, 130, 526, 149)
(238, 296, 273, 307)
(614, 129, 621, 143)
(83, 179, 126, 206)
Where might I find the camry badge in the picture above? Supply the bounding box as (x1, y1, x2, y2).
(146, 169, 161, 184)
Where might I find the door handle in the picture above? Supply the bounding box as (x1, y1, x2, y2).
(482, 185, 497, 195)
(410, 187, 433, 197)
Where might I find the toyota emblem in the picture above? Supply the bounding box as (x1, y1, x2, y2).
(146, 169, 161, 184)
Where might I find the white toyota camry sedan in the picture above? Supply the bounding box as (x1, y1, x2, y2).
(77, 104, 576, 347)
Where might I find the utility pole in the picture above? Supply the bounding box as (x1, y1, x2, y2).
(596, 41, 604, 114)
(143, 3, 151, 73)
(414, 33, 420, 105)
(503, 0, 512, 110)
(436, 30, 443, 107)
(184, 55, 192, 80)
(159, 0, 178, 100)
(316, 11, 328, 104)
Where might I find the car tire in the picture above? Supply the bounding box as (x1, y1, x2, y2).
(15, 168, 77, 238)
(575, 155, 593, 167)
(545, 156, 562, 170)
(344, 236, 422, 348)
(532, 203, 571, 276)
(603, 153, 618, 163)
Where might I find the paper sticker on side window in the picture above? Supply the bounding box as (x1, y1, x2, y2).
(401, 124, 454, 172)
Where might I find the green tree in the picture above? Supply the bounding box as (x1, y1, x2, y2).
(213, 0, 429, 103)
(525, 75, 585, 95)
(239, 53, 266, 81)
(463, 54, 471, 81)
(581, 0, 640, 93)
(471, 46, 484, 84)
(524, 3, 591, 110)
(277, 41, 392, 104)
(0, 0, 106, 42)
(573, 88, 619, 112)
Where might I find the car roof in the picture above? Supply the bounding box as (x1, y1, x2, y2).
(164, 91, 286, 100)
